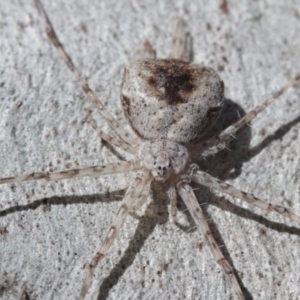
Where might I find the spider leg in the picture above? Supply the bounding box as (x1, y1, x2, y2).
(167, 181, 179, 223)
(192, 73, 300, 158)
(79, 168, 150, 299)
(169, 20, 192, 62)
(188, 164, 300, 224)
(176, 175, 245, 300)
(87, 112, 138, 154)
(33, 0, 140, 146)
(144, 40, 156, 59)
(131, 175, 152, 212)
(0, 161, 141, 185)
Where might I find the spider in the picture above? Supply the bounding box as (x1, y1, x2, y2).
(1, 0, 300, 299)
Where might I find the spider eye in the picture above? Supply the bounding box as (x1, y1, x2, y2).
(158, 166, 161, 170)
(163, 167, 166, 171)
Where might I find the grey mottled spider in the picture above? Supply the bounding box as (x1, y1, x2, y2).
(1, 1, 300, 299)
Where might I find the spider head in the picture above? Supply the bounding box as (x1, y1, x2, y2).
(152, 153, 172, 181)
(139, 140, 189, 182)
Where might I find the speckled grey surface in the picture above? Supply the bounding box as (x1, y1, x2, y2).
(1, 1, 300, 299)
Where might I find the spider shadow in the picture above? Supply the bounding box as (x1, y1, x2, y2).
(2, 102, 299, 299)
(194, 97, 251, 180)
(0, 190, 127, 218)
(197, 99, 300, 181)
(0, 186, 168, 299)
(96, 182, 170, 300)
(190, 184, 300, 300)
(184, 99, 300, 299)
(95, 100, 300, 299)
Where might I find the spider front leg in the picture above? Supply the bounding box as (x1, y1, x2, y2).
(188, 164, 300, 225)
(79, 169, 150, 300)
(176, 175, 245, 300)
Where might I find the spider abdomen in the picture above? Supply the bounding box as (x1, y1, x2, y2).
(121, 59, 224, 143)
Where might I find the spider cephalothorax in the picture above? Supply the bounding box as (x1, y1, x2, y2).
(139, 140, 189, 181)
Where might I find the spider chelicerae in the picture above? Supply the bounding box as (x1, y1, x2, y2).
(1, 1, 300, 299)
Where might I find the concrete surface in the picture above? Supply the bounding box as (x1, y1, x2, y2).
(1, 0, 300, 299)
